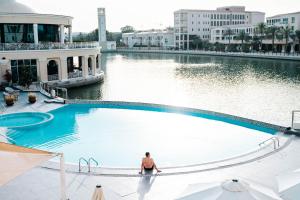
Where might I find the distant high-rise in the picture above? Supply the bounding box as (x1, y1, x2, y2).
(98, 8, 107, 43)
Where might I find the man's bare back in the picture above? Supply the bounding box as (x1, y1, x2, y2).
(140, 152, 161, 174)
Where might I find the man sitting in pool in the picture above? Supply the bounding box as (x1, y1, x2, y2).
(139, 152, 162, 174)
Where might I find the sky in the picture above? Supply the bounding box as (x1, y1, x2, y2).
(19, 0, 300, 33)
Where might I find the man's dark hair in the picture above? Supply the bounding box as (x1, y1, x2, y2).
(145, 152, 150, 157)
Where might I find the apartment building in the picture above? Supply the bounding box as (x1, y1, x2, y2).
(267, 12, 300, 31)
(122, 28, 174, 48)
(210, 25, 257, 44)
(174, 6, 265, 49)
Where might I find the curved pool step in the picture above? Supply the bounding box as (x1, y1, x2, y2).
(41, 134, 293, 177)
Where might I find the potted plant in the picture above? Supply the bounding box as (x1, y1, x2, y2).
(5, 95, 14, 106)
(2, 70, 12, 86)
(28, 93, 37, 104)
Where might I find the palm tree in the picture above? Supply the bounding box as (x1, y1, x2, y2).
(223, 28, 234, 45)
(257, 22, 266, 51)
(234, 30, 250, 52)
(281, 26, 292, 53)
(295, 30, 300, 53)
(192, 36, 203, 50)
(266, 26, 279, 52)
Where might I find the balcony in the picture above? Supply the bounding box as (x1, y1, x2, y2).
(68, 71, 82, 79)
(0, 42, 99, 51)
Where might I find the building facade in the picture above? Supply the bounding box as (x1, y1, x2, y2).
(0, 0, 103, 88)
(267, 12, 300, 32)
(174, 6, 265, 49)
(210, 25, 257, 44)
(122, 29, 174, 49)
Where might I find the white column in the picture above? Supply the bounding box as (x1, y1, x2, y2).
(291, 44, 295, 53)
(68, 26, 73, 43)
(82, 56, 89, 78)
(33, 24, 39, 45)
(60, 57, 68, 80)
(282, 45, 285, 53)
(97, 54, 101, 71)
(92, 55, 96, 76)
(38, 59, 48, 82)
(60, 25, 65, 44)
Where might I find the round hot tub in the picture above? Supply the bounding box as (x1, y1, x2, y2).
(0, 112, 54, 129)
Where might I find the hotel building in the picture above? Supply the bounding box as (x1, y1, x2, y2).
(122, 28, 174, 49)
(174, 6, 265, 49)
(0, 0, 103, 88)
(210, 25, 257, 44)
(267, 12, 300, 31)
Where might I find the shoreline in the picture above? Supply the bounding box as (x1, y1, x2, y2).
(103, 49, 300, 62)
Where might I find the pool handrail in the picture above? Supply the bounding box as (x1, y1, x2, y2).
(88, 157, 99, 172)
(259, 137, 280, 150)
(78, 157, 88, 172)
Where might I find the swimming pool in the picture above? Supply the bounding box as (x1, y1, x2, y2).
(5, 103, 277, 167)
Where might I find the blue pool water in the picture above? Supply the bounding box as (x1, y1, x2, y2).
(6, 104, 277, 167)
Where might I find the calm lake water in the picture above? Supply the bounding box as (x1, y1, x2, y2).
(68, 53, 300, 126)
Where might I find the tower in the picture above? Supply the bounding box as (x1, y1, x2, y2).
(98, 8, 107, 43)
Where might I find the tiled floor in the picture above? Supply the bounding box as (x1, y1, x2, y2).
(0, 92, 64, 114)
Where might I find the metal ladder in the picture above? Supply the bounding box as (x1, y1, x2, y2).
(78, 157, 99, 172)
(259, 137, 280, 150)
(291, 110, 300, 130)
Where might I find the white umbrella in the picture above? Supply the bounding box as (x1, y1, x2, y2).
(277, 168, 300, 200)
(91, 185, 105, 200)
(176, 179, 282, 200)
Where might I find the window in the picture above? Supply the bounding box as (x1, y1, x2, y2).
(11, 59, 37, 84)
(292, 17, 295, 23)
(1, 24, 34, 43)
(38, 24, 59, 42)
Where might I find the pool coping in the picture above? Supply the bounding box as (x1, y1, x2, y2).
(65, 100, 286, 133)
(35, 100, 291, 176)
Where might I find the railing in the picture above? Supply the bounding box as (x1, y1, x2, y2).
(88, 157, 99, 172)
(78, 157, 89, 172)
(48, 74, 59, 81)
(78, 157, 99, 172)
(0, 42, 99, 51)
(40, 82, 68, 99)
(292, 110, 300, 130)
(68, 71, 82, 79)
(259, 137, 280, 150)
(117, 47, 300, 57)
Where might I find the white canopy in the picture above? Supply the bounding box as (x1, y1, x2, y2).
(176, 179, 282, 200)
(0, 142, 66, 199)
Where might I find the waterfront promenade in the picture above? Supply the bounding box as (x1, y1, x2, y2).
(114, 48, 300, 61)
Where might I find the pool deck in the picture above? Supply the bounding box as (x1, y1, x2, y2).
(0, 94, 300, 199)
(0, 136, 299, 200)
(0, 92, 64, 114)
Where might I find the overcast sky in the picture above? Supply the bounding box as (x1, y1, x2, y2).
(19, 0, 299, 33)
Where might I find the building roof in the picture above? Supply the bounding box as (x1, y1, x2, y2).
(174, 8, 264, 14)
(267, 11, 300, 19)
(0, 0, 35, 14)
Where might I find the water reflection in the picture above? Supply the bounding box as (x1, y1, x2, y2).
(68, 53, 300, 126)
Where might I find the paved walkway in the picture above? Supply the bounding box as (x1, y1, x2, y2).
(115, 49, 300, 61)
(0, 92, 63, 114)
